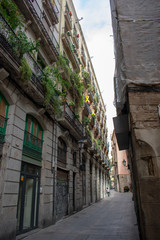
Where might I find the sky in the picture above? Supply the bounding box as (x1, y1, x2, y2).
(73, 0, 116, 146)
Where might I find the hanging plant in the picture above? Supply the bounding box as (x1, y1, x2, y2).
(9, 29, 40, 58)
(82, 116, 90, 126)
(19, 57, 32, 83)
(82, 70, 91, 86)
(56, 53, 72, 84)
(0, 0, 25, 30)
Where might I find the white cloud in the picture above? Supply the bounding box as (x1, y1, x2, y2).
(73, 0, 116, 144)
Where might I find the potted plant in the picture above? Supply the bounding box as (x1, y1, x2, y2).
(68, 100, 75, 110)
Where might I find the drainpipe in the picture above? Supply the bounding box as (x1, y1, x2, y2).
(52, 121, 58, 224)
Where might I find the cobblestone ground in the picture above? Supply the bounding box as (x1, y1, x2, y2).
(17, 191, 140, 240)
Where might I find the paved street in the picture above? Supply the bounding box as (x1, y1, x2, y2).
(18, 191, 140, 240)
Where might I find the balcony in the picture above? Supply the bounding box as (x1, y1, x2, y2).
(97, 110, 101, 121)
(89, 142, 97, 154)
(83, 128, 92, 148)
(83, 102, 90, 116)
(64, 4, 72, 30)
(81, 50, 86, 66)
(94, 121, 100, 136)
(89, 115, 95, 129)
(62, 30, 80, 72)
(0, 14, 45, 105)
(99, 129, 103, 139)
(16, 0, 59, 62)
(100, 117, 103, 127)
(0, 115, 8, 143)
(89, 92, 94, 103)
(57, 103, 84, 140)
(42, 0, 59, 24)
(95, 149, 101, 159)
(73, 30, 79, 49)
(23, 131, 43, 161)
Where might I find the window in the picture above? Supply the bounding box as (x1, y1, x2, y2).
(23, 115, 43, 160)
(0, 93, 9, 143)
(57, 138, 67, 164)
(73, 151, 77, 167)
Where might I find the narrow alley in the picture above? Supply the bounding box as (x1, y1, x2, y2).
(18, 191, 139, 240)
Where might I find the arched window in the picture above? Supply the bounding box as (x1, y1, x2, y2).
(0, 93, 9, 143)
(57, 138, 67, 164)
(23, 115, 43, 161)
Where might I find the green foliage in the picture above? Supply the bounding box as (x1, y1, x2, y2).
(41, 66, 57, 105)
(82, 70, 91, 86)
(41, 66, 62, 116)
(68, 100, 75, 106)
(93, 138, 103, 150)
(74, 112, 80, 120)
(9, 29, 40, 58)
(19, 57, 32, 83)
(71, 71, 84, 107)
(82, 116, 90, 126)
(87, 84, 94, 92)
(56, 53, 72, 80)
(87, 128, 92, 138)
(93, 94, 99, 104)
(0, 0, 24, 30)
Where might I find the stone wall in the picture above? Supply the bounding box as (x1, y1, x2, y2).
(128, 86, 160, 240)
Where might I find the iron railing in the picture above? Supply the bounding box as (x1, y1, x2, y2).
(61, 102, 84, 137)
(0, 13, 45, 95)
(62, 28, 80, 70)
(73, 30, 79, 47)
(23, 131, 43, 160)
(81, 49, 86, 65)
(85, 102, 90, 115)
(47, 0, 59, 23)
(65, 3, 72, 26)
(27, 0, 59, 57)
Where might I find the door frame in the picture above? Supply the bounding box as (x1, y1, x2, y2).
(17, 162, 40, 235)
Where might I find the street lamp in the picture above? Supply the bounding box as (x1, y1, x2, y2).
(122, 159, 126, 167)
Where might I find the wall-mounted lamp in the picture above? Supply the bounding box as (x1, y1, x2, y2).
(122, 159, 126, 167)
(78, 139, 85, 150)
(158, 104, 160, 118)
(75, 17, 83, 23)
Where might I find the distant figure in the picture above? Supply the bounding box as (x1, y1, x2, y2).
(106, 187, 110, 197)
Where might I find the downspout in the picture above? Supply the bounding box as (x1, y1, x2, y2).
(52, 121, 58, 224)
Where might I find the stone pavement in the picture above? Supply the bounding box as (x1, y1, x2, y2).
(17, 191, 140, 240)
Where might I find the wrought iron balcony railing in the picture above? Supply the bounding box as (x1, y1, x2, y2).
(64, 3, 72, 30)
(23, 131, 43, 160)
(57, 102, 84, 139)
(62, 29, 80, 72)
(73, 30, 79, 48)
(0, 13, 44, 98)
(26, 0, 59, 58)
(42, 0, 59, 24)
(0, 115, 8, 143)
(83, 102, 90, 116)
(83, 128, 92, 147)
(81, 50, 86, 66)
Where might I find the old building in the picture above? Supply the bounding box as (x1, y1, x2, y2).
(111, 130, 130, 192)
(0, 0, 109, 239)
(110, 0, 160, 239)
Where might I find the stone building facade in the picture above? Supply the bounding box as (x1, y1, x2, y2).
(0, 0, 109, 239)
(110, 0, 160, 239)
(111, 130, 130, 192)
